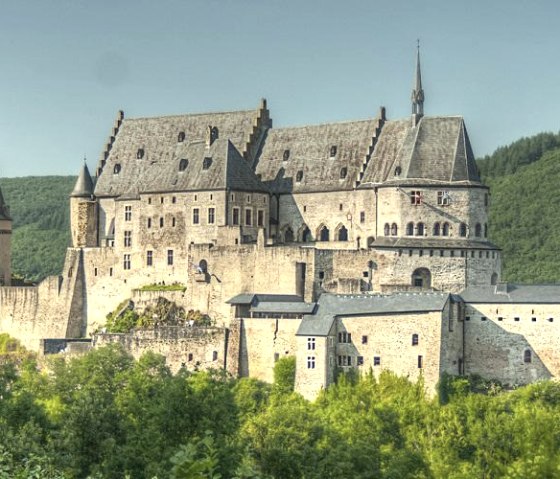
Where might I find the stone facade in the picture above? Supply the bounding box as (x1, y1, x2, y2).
(2, 53, 560, 400)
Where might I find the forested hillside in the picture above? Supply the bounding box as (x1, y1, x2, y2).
(1, 344, 560, 478)
(0, 176, 74, 282)
(478, 131, 560, 283)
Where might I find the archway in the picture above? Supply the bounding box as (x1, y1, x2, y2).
(412, 268, 431, 289)
(284, 227, 294, 243)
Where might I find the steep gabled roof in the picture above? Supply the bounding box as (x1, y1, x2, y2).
(255, 118, 380, 193)
(460, 284, 560, 304)
(361, 116, 481, 185)
(94, 108, 261, 197)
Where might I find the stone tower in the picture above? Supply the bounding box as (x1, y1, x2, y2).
(0, 181, 11, 286)
(70, 161, 97, 248)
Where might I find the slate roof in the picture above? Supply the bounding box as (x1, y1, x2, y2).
(297, 292, 450, 336)
(255, 119, 379, 193)
(251, 302, 317, 314)
(94, 108, 261, 197)
(71, 162, 94, 198)
(360, 116, 481, 185)
(372, 237, 500, 250)
(96, 138, 268, 197)
(226, 293, 305, 305)
(460, 284, 560, 304)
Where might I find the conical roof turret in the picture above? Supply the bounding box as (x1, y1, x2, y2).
(71, 161, 94, 198)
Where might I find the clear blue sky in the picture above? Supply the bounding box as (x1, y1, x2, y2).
(0, 0, 558, 177)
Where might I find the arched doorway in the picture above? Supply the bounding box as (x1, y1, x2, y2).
(412, 268, 431, 289)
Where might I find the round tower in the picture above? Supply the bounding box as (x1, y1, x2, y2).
(70, 161, 97, 248)
(0, 182, 12, 285)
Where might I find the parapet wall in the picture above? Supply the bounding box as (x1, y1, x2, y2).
(93, 326, 228, 373)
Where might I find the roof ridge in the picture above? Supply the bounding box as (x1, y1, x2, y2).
(125, 109, 256, 121)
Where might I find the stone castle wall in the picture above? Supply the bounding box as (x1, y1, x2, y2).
(0, 217, 12, 286)
(464, 303, 560, 385)
(93, 326, 227, 374)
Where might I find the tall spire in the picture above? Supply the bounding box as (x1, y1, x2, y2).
(411, 39, 424, 121)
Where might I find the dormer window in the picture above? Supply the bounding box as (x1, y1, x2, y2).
(340, 167, 347, 179)
(203, 157, 212, 170)
(113, 163, 121, 174)
(330, 145, 337, 157)
(283, 149, 290, 161)
(410, 191, 422, 205)
(296, 170, 303, 182)
(394, 166, 402, 176)
(437, 191, 450, 206)
(179, 158, 188, 171)
(178, 131, 185, 142)
(137, 148, 145, 159)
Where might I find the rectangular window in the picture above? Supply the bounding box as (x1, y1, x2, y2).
(437, 191, 450, 206)
(147, 218, 152, 228)
(245, 209, 252, 226)
(361, 335, 368, 344)
(357, 356, 364, 366)
(124, 205, 132, 221)
(257, 210, 264, 227)
(208, 207, 215, 224)
(307, 337, 316, 350)
(410, 191, 422, 205)
(418, 355, 423, 369)
(338, 332, 351, 343)
(360, 211, 365, 223)
(307, 356, 315, 369)
(124, 230, 132, 247)
(212, 351, 218, 361)
(232, 208, 240, 225)
(274, 352, 280, 362)
(373, 356, 381, 366)
(193, 208, 200, 225)
(123, 254, 131, 270)
(465, 316, 471, 321)
(146, 250, 153, 266)
(167, 249, 174, 266)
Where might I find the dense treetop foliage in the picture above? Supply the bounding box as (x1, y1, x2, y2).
(1, 345, 560, 478)
(0, 176, 74, 282)
(477, 131, 560, 179)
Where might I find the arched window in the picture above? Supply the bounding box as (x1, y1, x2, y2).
(484, 223, 488, 238)
(442, 222, 450, 236)
(394, 166, 402, 176)
(137, 148, 145, 159)
(319, 226, 330, 242)
(198, 259, 208, 273)
(460, 223, 467, 237)
(391, 223, 398, 236)
(412, 268, 431, 289)
(178, 131, 185, 142)
(433, 222, 440, 236)
(211, 126, 219, 141)
(524, 349, 532, 363)
(340, 167, 347, 179)
(296, 170, 303, 182)
(330, 145, 337, 157)
(283, 149, 290, 161)
(475, 223, 482, 237)
(491, 272, 498, 285)
(338, 226, 348, 241)
(416, 222, 425, 236)
(179, 158, 188, 171)
(406, 222, 414, 236)
(367, 236, 375, 247)
(412, 334, 419, 346)
(302, 227, 312, 242)
(113, 163, 121, 174)
(284, 227, 294, 243)
(384, 223, 390, 236)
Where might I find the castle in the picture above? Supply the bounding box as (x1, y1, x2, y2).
(1, 48, 560, 399)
